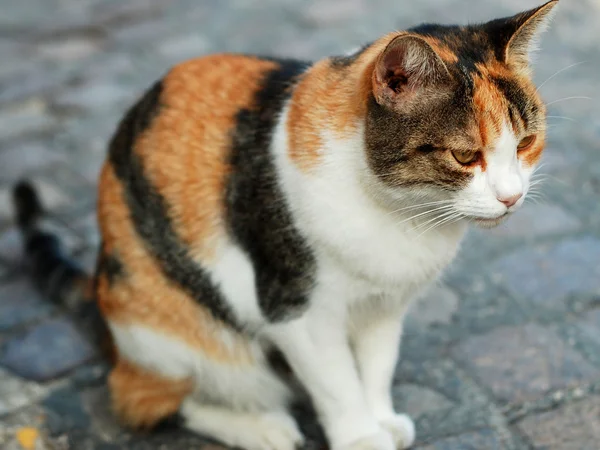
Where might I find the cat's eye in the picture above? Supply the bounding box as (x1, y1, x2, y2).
(452, 150, 479, 165)
(517, 135, 536, 151)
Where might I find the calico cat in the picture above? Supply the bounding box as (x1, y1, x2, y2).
(13, 1, 557, 449)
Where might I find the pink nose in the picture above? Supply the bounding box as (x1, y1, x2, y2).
(498, 193, 522, 208)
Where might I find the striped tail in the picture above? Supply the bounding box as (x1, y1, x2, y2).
(13, 180, 113, 358)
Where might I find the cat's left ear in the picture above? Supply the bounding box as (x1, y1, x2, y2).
(488, 0, 559, 71)
(372, 35, 451, 106)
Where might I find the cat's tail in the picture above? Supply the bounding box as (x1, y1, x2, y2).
(12, 180, 113, 358)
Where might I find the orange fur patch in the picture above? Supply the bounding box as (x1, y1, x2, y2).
(287, 60, 369, 171)
(97, 163, 254, 365)
(137, 55, 278, 261)
(287, 35, 399, 172)
(472, 72, 506, 150)
(109, 357, 193, 429)
(421, 36, 459, 64)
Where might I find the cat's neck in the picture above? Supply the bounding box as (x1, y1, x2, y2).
(284, 42, 387, 172)
(273, 104, 467, 286)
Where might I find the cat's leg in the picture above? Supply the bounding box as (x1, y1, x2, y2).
(109, 357, 193, 429)
(111, 335, 303, 450)
(178, 341, 304, 450)
(266, 301, 395, 450)
(181, 399, 303, 450)
(351, 315, 415, 449)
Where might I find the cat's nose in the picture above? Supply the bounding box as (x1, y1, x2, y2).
(498, 193, 522, 208)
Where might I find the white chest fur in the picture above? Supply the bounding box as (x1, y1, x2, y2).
(273, 113, 466, 303)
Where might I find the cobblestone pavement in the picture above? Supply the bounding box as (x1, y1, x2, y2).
(0, 0, 599, 449)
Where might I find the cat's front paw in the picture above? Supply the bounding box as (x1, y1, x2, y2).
(380, 414, 415, 449)
(335, 430, 395, 450)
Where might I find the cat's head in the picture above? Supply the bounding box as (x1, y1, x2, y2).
(364, 1, 558, 227)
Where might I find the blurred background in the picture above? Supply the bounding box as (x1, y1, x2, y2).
(0, 0, 599, 449)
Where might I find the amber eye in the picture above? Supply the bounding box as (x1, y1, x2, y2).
(517, 135, 536, 151)
(452, 150, 479, 165)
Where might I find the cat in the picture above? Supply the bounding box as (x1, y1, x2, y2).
(13, 1, 557, 449)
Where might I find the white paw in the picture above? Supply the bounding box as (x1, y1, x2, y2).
(336, 430, 396, 450)
(380, 414, 415, 449)
(246, 412, 305, 450)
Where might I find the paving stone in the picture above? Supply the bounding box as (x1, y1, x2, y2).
(70, 212, 100, 249)
(303, 0, 369, 25)
(557, 309, 600, 368)
(0, 318, 97, 381)
(517, 396, 600, 450)
(43, 386, 91, 436)
(63, 430, 122, 450)
(453, 323, 600, 404)
(0, 64, 73, 104)
(0, 227, 25, 265)
(488, 204, 580, 238)
(0, 140, 68, 183)
(73, 248, 99, 274)
(127, 430, 225, 450)
(53, 115, 117, 184)
(38, 164, 97, 212)
(69, 362, 109, 389)
(111, 18, 175, 46)
(80, 387, 126, 442)
(416, 428, 505, 450)
(406, 284, 459, 329)
(443, 262, 529, 336)
(52, 80, 133, 112)
(0, 99, 57, 140)
(91, 0, 166, 25)
(393, 383, 455, 420)
(454, 289, 529, 336)
(0, 278, 55, 331)
(489, 237, 600, 314)
(35, 36, 103, 62)
(394, 358, 492, 442)
(78, 52, 137, 81)
(0, 406, 58, 450)
(156, 33, 210, 63)
(0, 368, 46, 415)
(0, 261, 12, 279)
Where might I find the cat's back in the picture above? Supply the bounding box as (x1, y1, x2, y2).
(95, 49, 316, 338)
(99, 54, 302, 260)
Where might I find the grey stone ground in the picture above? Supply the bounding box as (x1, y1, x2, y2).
(0, 0, 599, 449)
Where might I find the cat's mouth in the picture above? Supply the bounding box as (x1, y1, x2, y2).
(471, 213, 509, 228)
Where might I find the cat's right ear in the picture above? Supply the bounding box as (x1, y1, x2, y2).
(372, 35, 451, 106)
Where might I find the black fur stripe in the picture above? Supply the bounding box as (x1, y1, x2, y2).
(491, 76, 530, 128)
(226, 59, 317, 322)
(109, 82, 239, 328)
(330, 43, 371, 68)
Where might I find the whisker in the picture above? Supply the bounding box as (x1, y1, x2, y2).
(539, 175, 567, 186)
(411, 209, 457, 232)
(536, 61, 589, 92)
(393, 204, 454, 227)
(546, 115, 577, 122)
(416, 212, 464, 238)
(546, 96, 592, 107)
(527, 189, 547, 200)
(525, 194, 546, 205)
(386, 199, 455, 216)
